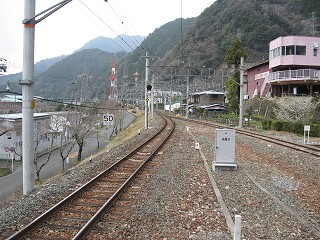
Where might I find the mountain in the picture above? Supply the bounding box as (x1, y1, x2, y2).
(117, 18, 196, 79)
(34, 49, 127, 100)
(0, 56, 66, 90)
(78, 35, 146, 53)
(164, 0, 319, 70)
(2, 0, 319, 99)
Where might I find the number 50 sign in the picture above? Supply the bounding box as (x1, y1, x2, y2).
(103, 114, 114, 126)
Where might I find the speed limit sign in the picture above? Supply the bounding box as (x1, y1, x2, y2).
(103, 114, 114, 126)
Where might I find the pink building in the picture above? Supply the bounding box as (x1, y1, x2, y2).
(247, 36, 320, 97)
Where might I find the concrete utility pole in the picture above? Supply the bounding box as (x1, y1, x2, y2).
(186, 59, 190, 119)
(239, 57, 244, 128)
(151, 74, 154, 119)
(22, 0, 36, 195)
(144, 52, 149, 130)
(22, 0, 106, 195)
(170, 75, 173, 114)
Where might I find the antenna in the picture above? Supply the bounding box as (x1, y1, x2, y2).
(108, 61, 118, 102)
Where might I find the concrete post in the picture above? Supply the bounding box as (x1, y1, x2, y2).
(22, 0, 36, 195)
(144, 52, 149, 130)
(234, 215, 241, 240)
(239, 57, 244, 128)
(186, 60, 190, 119)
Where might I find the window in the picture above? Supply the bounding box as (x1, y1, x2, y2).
(286, 45, 295, 55)
(296, 45, 306, 55)
(272, 45, 307, 58)
(314, 48, 318, 56)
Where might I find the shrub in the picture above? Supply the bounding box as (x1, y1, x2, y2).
(262, 119, 272, 130)
(271, 120, 284, 131)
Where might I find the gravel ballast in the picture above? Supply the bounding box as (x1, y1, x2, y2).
(1, 113, 319, 239)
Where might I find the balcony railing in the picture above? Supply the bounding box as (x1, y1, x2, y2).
(270, 69, 320, 82)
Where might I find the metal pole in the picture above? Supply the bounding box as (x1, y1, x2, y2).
(144, 52, 149, 130)
(170, 75, 173, 114)
(22, 0, 36, 195)
(151, 74, 154, 119)
(186, 60, 190, 119)
(239, 57, 244, 128)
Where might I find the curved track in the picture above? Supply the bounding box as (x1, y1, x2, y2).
(169, 115, 320, 238)
(171, 116, 320, 157)
(7, 113, 175, 240)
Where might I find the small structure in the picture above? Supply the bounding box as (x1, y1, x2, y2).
(0, 58, 8, 74)
(0, 112, 71, 160)
(190, 90, 225, 106)
(213, 129, 237, 170)
(0, 94, 22, 114)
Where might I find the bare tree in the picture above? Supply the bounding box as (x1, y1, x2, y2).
(34, 125, 58, 181)
(0, 118, 13, 137)
(51, 114, 76, 171)
(274, 97, 319, 123)
(68, 109, 91, 161)
(59, 133, 76, 171)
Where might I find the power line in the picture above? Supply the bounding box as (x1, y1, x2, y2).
(2, 90, 126, 110)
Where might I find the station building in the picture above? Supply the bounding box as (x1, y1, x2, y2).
(247, 36, 320, 98)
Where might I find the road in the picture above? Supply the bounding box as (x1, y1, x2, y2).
(0, 111, 136, 202)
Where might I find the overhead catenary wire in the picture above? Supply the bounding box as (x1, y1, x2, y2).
(78, 0, 143, 60)
(0, 90, 126, 111)
(104, 2, 143, 50)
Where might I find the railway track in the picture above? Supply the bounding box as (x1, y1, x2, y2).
(171, 116, 320, 157)
(171, 115, 320, 238)
(7, 113, 175, 240)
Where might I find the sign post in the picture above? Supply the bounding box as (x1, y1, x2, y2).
(304, 125, 310, 144)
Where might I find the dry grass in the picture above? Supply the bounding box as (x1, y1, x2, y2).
(106, 110, 144, 150)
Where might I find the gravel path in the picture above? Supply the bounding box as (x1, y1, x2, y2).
(1, 113, 319, 240)
(188, 120, 320, 240)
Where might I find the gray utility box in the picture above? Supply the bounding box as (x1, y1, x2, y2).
(213, 129, 237, 170)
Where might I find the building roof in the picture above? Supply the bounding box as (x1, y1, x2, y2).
(245, 61, 269, 71)
(0, 94, 22, 102)
(190, 90, 225, 96)
(0, 112, 51, 121)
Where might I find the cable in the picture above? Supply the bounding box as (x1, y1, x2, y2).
(2, 90, 126, 110)
(79, 0, 144, 60)
(104, 2, 142, 50)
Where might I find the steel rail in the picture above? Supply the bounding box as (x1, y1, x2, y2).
(170, 116, 320, 157)
(73, 112, 175, 239)
(7, 113, 175, 240)
(171, 115, 320, 238)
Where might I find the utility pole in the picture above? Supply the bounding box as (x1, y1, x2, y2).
(170, 75, 173, 114)
(144, 52, 149, 130)
(22, 0, 36, 195)
(151, 74, 154, 120)
(186, 60, 190, 119)
(239, 57, 244, 128)
(21, 0, 106, 195)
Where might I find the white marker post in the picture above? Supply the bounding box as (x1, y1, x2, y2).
(234, 215, 241, 240)
(304, 125, 310, 144)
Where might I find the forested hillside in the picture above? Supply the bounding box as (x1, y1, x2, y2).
(2, 0, 318, 99)
(166, 0, 318, 69)
(34, 49, 127, 100)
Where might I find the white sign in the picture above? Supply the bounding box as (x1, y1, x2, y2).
(103, 114, 114, 126)
(304, 125, 310, 144)
(254, 71, 269, 80)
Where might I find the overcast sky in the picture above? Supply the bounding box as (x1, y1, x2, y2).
(0, 0, 215, 74)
